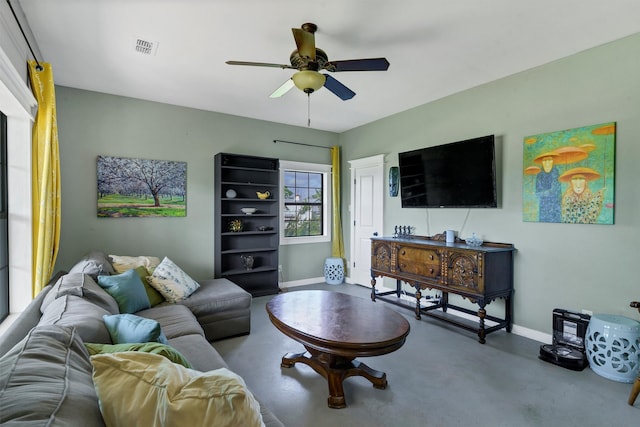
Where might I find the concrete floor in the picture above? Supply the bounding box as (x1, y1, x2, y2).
(213, 283, 639, 427)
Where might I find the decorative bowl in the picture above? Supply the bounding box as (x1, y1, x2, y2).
(225, 189, 237, 198)
(257, 226, 273, 232)
(241, 207, 256, 215)
(465, 233, 483, 247)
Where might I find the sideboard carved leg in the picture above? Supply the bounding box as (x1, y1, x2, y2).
(414, 288, 422, 319)
(478, 306, 487, 344)
(370, 276, 377, 301)
(441, 292, 449, 313)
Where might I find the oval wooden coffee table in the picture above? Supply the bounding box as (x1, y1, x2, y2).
(266, 290, 410, 408)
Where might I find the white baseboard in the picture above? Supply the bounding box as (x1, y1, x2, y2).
(279, 277, 326, 289)
(511, 325, 551, 344)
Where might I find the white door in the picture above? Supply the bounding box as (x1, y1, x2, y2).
(349, 155, 384, 287)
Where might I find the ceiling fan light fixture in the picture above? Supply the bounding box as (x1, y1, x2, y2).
(292, 70, 325, 94)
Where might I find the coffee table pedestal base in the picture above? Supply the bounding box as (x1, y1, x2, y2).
(281, 347, 387, 409)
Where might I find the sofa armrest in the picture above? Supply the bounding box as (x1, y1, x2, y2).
(0, 285, 52, 357)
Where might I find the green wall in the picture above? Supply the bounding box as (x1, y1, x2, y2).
(56, 32, 640, 335)
(55, 88, 338, 281)
(339, 33, 640, 333)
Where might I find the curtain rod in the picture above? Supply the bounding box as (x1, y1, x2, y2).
(6, 0, 43, 71)
(273, 139, 331, 150)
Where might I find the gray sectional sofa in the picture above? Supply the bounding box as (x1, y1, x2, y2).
(0, 251, 284, 426)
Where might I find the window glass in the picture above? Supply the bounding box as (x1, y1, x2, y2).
(279, 161, 331, 245)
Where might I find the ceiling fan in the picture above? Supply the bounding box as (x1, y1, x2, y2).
(226, 23, 390, 100)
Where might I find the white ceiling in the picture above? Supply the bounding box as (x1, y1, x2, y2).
(18, 0, 640, 133)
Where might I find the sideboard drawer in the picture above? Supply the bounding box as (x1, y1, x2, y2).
(396, 246, 441, 278)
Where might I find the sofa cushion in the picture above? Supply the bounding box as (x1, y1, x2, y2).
(39, 294, 113, 344)
(136, 304, 205, 339)
(68, 250, 115, 279)
(177, 278, 252, 341)
(103, 314, 168, 344)
(41, 272, 119, 314)
(109, 254, 161, 274)
(179, 278, 251, 316)
(147, 257, 200, 303)
(167, 334, 228, 372)
(90, 352, 265, 427)
(97, 269, 151, 313)
(0, 286, 53, 359)
(0, 325, 105, 427)
(85, 342, 192, 368)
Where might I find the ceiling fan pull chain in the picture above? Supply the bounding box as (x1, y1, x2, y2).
(307, 93, 311, 127)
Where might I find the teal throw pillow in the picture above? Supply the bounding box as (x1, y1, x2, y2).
(102, 314, 168, 344)
(97, 269, 151, 313)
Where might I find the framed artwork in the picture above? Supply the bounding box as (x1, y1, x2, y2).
(97, 155, 186, 218)
(522, 122, 615, 224)
(389, 166, 399, 197)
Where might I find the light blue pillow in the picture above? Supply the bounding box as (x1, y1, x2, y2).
(102, 314, 168, 344)
(97, 269, 150, 314)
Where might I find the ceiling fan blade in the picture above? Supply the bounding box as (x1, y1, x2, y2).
(292, 27, 316, 60)
(269, 79, 295, 98)
(226, 60, 294, 69)
(325, 58, 390, 72)
(323, 75, 355, 100)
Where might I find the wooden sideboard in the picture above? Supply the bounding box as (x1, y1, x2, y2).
(370, 235, 515, 343)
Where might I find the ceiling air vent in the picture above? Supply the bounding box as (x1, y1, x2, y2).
(133, 38, 158, 56)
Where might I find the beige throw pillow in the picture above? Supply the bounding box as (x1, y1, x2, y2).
(109, 255, 162, 274)
(90, 352, 264, 427)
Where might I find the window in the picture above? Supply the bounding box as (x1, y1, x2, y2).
(279, 160, 331, 245)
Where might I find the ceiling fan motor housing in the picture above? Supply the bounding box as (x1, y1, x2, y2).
(290, 48, 328, 71)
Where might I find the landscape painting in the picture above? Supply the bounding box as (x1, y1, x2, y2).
(522, 122, 615, 224)
(97, 155, 186, 218)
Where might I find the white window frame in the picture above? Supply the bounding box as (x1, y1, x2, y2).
(279, 160, 331, 245)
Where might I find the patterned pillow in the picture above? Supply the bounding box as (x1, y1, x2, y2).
(147, 257, 200, 303)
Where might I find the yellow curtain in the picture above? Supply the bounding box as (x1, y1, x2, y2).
(28, 60, 61, 296)
(330, 146, 345, 259)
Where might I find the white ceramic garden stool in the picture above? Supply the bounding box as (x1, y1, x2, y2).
(324, 257, 344, 285)
(585, 314, 640, 383)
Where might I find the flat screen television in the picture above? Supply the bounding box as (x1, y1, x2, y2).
(398, 135, 497, 208)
